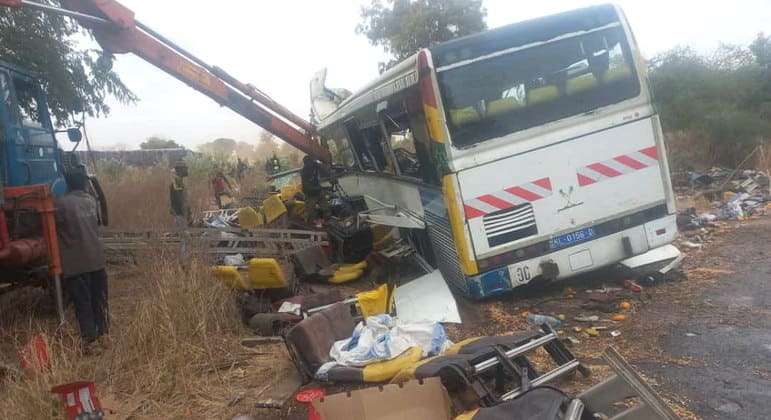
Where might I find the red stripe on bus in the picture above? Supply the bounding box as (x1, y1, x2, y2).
(477, 194, 513, 210)
(640, 146, 658, 160)
(504, 186, 541, 202)
(464, 205, 485, 219)
(532, 177, 552, 191)
(587, 162, 622, 178)
(614, 154, 646, 170)
(577, 173, 597, 186)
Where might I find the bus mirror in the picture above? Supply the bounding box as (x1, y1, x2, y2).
(66, 127, 83, 143)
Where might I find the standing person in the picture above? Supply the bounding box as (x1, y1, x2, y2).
(211, 170, 234, 209)
(169, 161, 190, 227)
(236, 158, 248, 182)
(169, 161, 190, 259)
(301, 156, 328, 224)
(55, 166, 109, 353)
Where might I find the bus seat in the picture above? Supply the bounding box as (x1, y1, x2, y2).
(565, 73, 598, 95)
(449, 106, 481, 126)
(527, 85, 559, 106)
(487, 97, 524, 117)
(602, 64, 632, 83)
(247, 258, 288, 289)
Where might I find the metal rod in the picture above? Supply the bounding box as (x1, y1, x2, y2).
(306, 297, 358, 314)
(473, 333, 556, 373)
(20, 0, 111, 25)
(135, 20, 214, 73)
(564, 399, 585, 420)
(53, 274, 65, 326)
(501, 359, 580, 400)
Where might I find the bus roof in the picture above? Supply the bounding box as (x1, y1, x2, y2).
(317, 3, 622, 132)
(429, 4, 620, 69)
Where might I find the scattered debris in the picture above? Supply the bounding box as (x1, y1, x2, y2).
(574, 315, 599, 322)
(526, 313, 562, 328)
(584, 327, 600, 337)
(610, 330, 622, 337)
(611, 314, 627, 322)
(622, 279, 643, 293)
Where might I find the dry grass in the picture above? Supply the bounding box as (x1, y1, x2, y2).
(99, 165, 268, 230)
(0, 250, 281, 419)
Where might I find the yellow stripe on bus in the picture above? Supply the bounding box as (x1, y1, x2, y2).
(442, 175, 479, 276)
(423, 104, 446, 143)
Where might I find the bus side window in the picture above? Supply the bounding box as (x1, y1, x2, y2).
(326, 129, 357, 171)
(362, 125, 395, 174)
(344, 119, 376, 171)
(382, 110, 436, 183)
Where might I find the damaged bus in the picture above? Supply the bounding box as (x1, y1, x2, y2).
(314, 4, 679, 299)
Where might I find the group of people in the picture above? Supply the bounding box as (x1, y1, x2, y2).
(53, 155, 331, 353)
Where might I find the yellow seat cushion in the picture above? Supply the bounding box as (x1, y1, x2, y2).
(247, 258, 287, 289)
(527, 85, 559, 105)
(237, 207, 264, 229)
(566, 73, 598, 95)
(362, 346, 423, 383)
(487, 97, 524, 117)
(263, 193, 287, 223)
(449, 106, 481, 126)
(356, 284, 389, 318)
(213, 266, 248, 290)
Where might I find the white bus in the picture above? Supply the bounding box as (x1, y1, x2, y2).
(316, 4, 678, 299)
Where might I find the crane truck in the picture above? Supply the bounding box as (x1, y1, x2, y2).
(0, 0, 329, 322)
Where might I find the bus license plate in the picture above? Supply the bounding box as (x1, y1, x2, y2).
(550, 227, 596, 250)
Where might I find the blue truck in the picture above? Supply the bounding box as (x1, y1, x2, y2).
(0, 59, 107, 314)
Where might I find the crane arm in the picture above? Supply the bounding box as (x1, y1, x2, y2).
(0, 0, 331, 162)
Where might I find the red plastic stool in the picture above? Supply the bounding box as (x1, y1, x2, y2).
(18, 334, 50, 372)
(51, 381, 104, 420)
(295, 388, 326, 420)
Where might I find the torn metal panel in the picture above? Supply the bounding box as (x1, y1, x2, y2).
(394, 270, 461, 324)
(619, 244, 682, 274)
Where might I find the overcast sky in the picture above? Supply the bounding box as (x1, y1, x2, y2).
(81, 0, 770, 150)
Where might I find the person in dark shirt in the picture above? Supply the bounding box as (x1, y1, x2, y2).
(169, 161, 190, 226)
(301, 156, 329, 223)
(55, 168, 108, 352)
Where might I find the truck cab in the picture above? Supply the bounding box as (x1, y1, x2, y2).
(0, 60, 68, 196)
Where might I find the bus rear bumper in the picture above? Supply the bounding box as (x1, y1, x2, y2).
(466, 214, 678, 299)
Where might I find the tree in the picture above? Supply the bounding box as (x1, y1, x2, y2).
(140, 136, 180, 150)
(650, 38, 771, 167)
(0, 0, 136, 125)
(198, 138, 238, 157)
(357, 0, 487, 71)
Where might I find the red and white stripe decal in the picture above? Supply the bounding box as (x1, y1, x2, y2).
(464, 177, 552, 220)
(577, 146, 659, 187)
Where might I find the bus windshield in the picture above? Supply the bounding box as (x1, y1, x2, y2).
(437, 25, 640, 148)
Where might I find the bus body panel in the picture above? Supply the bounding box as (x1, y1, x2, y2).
(457, 116, 668, 259)
(465, 214, 677, 298)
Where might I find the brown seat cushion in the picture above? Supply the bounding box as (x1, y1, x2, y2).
(285, 303, 355, 377)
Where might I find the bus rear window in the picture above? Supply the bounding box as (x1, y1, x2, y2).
(437, 26, 640, 148)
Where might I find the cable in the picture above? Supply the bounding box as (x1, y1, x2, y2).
(79, 111, 98, 177)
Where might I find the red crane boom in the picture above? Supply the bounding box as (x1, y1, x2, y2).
(1, 0, 331, 162)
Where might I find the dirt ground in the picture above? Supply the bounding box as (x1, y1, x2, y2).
(2, 214, 768, 419)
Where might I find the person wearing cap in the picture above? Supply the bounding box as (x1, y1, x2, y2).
(55, 167, 109, 352)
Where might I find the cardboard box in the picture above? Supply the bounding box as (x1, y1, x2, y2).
(312, 378, 452, 420)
